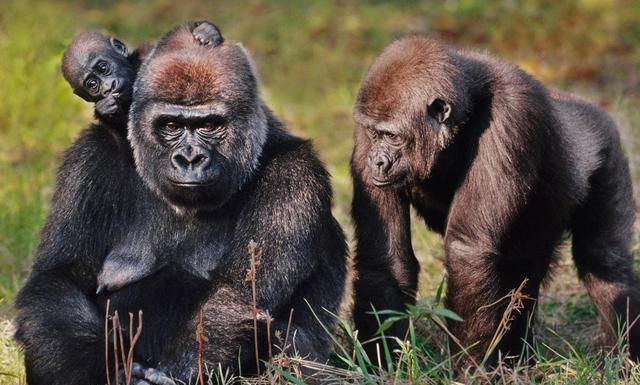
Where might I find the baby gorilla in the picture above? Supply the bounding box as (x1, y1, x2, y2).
(61, 22, 222, 126)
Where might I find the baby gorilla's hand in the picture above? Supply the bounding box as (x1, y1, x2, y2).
(95, 96, 121, 117)
(192, 22, 223, 46)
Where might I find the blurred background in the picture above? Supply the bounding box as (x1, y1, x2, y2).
(0, 0, 639, 382)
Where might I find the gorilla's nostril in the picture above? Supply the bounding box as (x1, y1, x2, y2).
(172, 153, 190, 169)
(192, 154, 207, 166)
(376, 156, 391, 172)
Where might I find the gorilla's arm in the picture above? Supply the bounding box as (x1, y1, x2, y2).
(32, 126, 136, 271)
(441, 84, 562, 367)
(14, 126, 137, 385)
(14, 269, 107, 385)
(154, 21, 223, 53)
(350, 155, 417, 360)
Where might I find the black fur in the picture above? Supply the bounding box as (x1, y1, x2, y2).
(15, 22, 346, 385)
(351, 35, 640, 373)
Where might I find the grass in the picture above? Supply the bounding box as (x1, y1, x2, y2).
(1, 0, 639, 383)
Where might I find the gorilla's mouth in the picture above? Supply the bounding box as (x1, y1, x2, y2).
(371, 173, 406, 188)
(168, 179, 217, 187)
(372, 178, 396, 187)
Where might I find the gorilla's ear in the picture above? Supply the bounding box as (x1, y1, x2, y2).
(110, 37, 128, 57)
(427, 98, 452, 124)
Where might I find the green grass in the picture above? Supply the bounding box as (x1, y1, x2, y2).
(1, 0, 640, 383)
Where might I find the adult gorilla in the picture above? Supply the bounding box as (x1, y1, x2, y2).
(15, 23, 346, 385)
(351, 35, 640, 372)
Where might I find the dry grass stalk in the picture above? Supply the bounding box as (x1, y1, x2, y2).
(103, 305, 143, 385)
(105, 299, 112, 385)
(246, 240, 263, 376)
(196, 310, 205, 385)
(283, 308, 294, 354)
(266, 311, 273, 364)
(480, 278, 533, 365)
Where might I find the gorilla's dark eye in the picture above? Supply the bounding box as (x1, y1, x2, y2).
(96, 61, 109, 75)
(197, 117, 226, 138)
(384, 132, 397, 140)
(85, 77, 99, 92)
(165, 122, 179, 131)
(200, 122, 215, 132)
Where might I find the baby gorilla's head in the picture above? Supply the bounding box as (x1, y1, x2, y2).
(62, 32, 135, 117)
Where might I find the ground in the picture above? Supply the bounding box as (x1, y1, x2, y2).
(1, 1, 639, 384)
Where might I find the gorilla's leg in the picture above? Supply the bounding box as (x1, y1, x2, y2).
(572, 147, 640, 359)
(159, 262, 345, 381)
(443, 237, 548, 371)
(274, 261, 346, 363)
(14, 270, 107, 385)
(443, 191, 568, 373)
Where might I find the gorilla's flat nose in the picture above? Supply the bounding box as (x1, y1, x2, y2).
(372, 155, 391, 173)
(376, 157, 389, 170)
(171, 150, 210, 171)
(102, 79, 117, 97)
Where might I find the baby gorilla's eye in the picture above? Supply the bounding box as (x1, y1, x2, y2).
(96, 61, 109, 75)
(85, 77, 99, 92)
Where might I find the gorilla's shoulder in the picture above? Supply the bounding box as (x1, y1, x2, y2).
(57, 124, 133, 179)
(245, 129, 333, 212)
(260, 130, 331, 190)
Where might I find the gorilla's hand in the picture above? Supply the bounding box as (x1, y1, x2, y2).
(95, 95, 121, 117)
(192, 22, 223, 46)
(131, 363, 176, 385)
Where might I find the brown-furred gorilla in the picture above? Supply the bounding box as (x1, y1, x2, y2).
(15, 22, 346, 385)
(351, 35, 640, 373)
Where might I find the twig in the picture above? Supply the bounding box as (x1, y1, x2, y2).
(105, 299, 112, 385)
(246, 241, 263, 375)
(266, 311, 272, 364)
(283, 308, 294, 353)
(125, 311, 143, 385)
(116, 314, 127, 383)
(481, 278, 533, 366)
(113, 312, 120, 385)
(196, 310, 205, 385)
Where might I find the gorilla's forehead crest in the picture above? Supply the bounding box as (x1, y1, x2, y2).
(142, 44, 257, 106)
(356, 35, 460, 118)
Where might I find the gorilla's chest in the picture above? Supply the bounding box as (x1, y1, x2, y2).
(410, 185, 452, 234)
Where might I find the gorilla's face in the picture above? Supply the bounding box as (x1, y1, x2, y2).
(356, 118, 410, 188)
(354, 96, 456, 189)
(129, 43, 267, 211)
(147, 104, 235, 208)
(62, 33, 134, 109)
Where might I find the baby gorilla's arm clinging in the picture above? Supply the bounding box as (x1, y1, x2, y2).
(192, 22, 223, 46)
(155, 21, 224, 52)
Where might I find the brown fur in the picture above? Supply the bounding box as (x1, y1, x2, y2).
(145, 45, 255, 106)
(351, 35, 640, 377)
